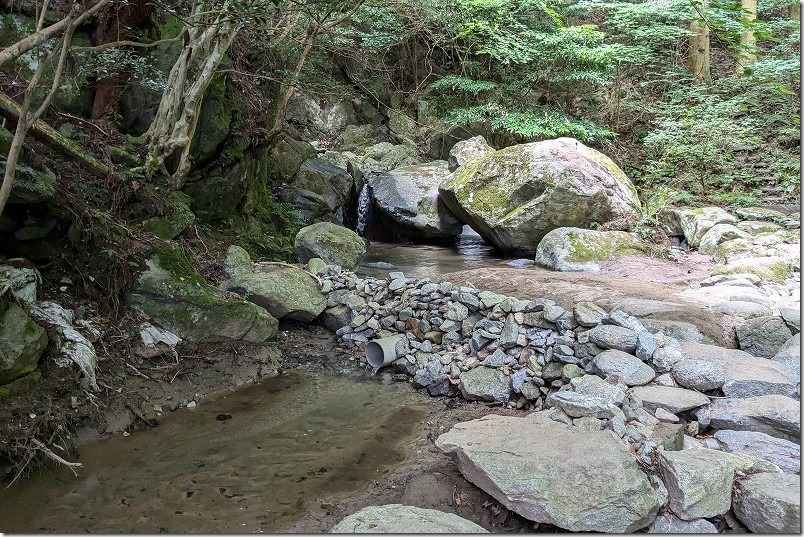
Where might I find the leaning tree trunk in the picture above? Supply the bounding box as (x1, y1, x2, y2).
(142, 0, 238, 190)
(736, 0, 758, 74)
(686, 1, 711, 84)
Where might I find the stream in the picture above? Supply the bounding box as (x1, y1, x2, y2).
(0, 236, 512, 533)
(0, 371, 431, 533)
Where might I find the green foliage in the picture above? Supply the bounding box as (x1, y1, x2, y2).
(428, 0, 616, 142)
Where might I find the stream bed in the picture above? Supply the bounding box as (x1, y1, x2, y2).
(0, 371, 431, 533)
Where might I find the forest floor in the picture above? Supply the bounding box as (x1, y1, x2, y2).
(0, 250, 727, 532)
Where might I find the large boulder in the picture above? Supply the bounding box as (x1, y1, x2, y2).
(438, 138, 641, 254)
(221, 246, 325, 322)
(630, 386, 711, 414)
(448, 136, 495, 171)
(732, 473, 801, 533)
(711, 256, 792, 284)
(294, 222, 366, 270)
(329, 504, 487, 533)
(772, 334, 800, 376)
(435, 412, 660, 532)
(458, 366, 511, 403)
(367, 161, 463, 242)
(128, 247, 278, 343)
(278, 157, 355, 225)
(534, 228, 649, 272)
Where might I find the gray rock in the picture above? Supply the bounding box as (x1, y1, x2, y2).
(573, 301, 607, 327)
(294, 222, 366, 270)
(587, 324, 638, 353)
(697, 223, 751, 255)
(772, 333, 800, 376)
(593, 349, 655, 386)
(647, 513, 718, 533)
(714, 429, 800, 474)
(459, 366, 511, 402)
(709, 395, 800, 442)
(635, 330, 657, 362)
(630, 386, 710, 414)
(368, 161, 463, 242)
(572, 375, 626, 405)
(652, 345, 684, 373)
(498, 313, 519, 349)
(435, 412, 660, 532)
(482, 349, 511, 368)
(319, 305, 351, 331)
(671, 359, 726, 391)
(711, 255, 792, 284)
(546, 391, 623, 419)
(438, 138, 642, 254)
(732, 473, 800, 534)
(680, 341, 799, 398)
(660, 449, 735, 520)
(736, 315, 794, 358)
(329, 504, 488, 533)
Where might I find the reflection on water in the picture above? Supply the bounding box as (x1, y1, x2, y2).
(0, 371, 429, 533)
(359, 231, 531, 280)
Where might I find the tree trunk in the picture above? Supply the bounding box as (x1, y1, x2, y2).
(791, 3, 800, 22)
(737, 0, 758, 74)
(687, 2, 711, 84)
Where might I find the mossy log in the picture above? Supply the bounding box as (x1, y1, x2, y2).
(0, 92, 110, 177)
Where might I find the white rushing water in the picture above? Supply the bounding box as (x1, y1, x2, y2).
(355, 183, 371, 237)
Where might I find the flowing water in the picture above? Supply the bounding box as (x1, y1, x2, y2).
(0, 232, 517, 533)
(358, 228, 531, 280)
(0, 371, 430, 533)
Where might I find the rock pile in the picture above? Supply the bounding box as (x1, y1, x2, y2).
(317, 264, 800, 533)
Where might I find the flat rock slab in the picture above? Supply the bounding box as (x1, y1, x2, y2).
(733, 473, 801, 533)
(709, 395, 800, 442)
(329, 504, 488, 533)
(630, 386, 710, 414)
(435, 412, 659, 533)
(679, 342, 798, 398)
(660, 449, 735, 520)
(714, 429, 800, 474)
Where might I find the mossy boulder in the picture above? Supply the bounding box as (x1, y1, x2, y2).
(438, 137, 641, 254)
(698, 224, 751, 256)
(141, 190, 196, 239)
(662, 207, 737, 247)
(128, 247, 277, 343)
(0, 300, 48, 385)
(712, 256, 792, 284)
(534, 227, 650, 272)
(294, 222, 365, 270)
(368, 160, 462, 243)
(6, 164, 56, 204)
(221, 246, 325, 322)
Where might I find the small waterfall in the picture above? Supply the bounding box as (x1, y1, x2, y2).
(355, 183, 372, 237)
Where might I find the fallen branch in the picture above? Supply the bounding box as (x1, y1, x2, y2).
(0, 92, 110, 178)
(31, 438, 83, 476)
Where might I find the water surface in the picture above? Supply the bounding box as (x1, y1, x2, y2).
(0, 371, 429, 533)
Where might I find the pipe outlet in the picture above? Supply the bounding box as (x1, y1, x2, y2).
(365, 334, 407, 369)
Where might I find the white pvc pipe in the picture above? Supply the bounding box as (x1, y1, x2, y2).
(365, 334, 407, 369)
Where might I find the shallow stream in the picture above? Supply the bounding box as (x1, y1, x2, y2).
(0, 371, 430, 533)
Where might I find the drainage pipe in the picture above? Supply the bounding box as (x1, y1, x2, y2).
(365, 334, 407, 369)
